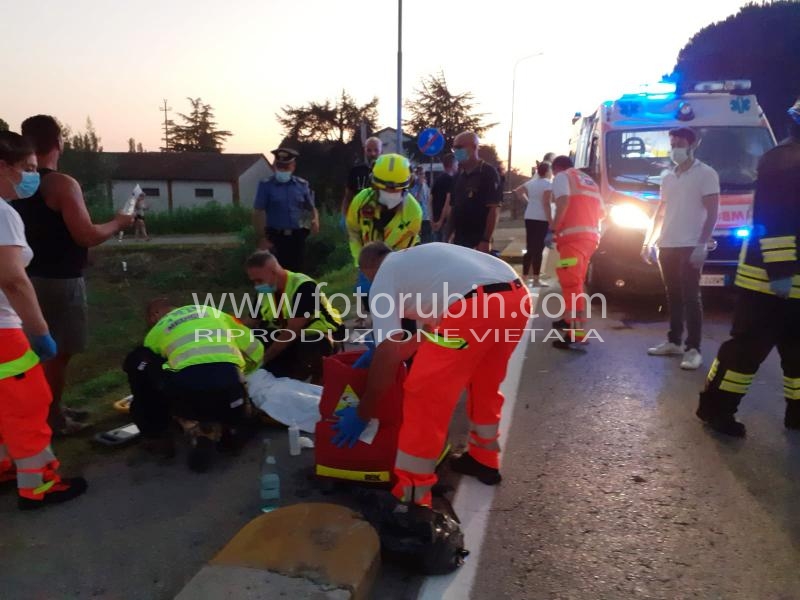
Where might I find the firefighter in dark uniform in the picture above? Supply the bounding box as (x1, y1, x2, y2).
(696, 99, 800, 437)
(253, 147, 319, 272)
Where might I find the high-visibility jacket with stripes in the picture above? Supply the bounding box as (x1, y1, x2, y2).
(259, 271, 343, 337)
(144, 305, 264, 373)
(346, 188, 422, 265)
(734, 139, 800, 299)
(555, 168, 605, 243)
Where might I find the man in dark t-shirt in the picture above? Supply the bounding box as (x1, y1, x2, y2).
(431, 152, 458, 242)
(341, 136, 383, 220)
(450, 131, 502, 251)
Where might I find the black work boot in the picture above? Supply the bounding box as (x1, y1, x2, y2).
(187, 437, 215, 473)
(449, 452, 501, 485)
(785, 401, 800, 430)
(696, 393, 746, 438)
(18, 477, 88, 511)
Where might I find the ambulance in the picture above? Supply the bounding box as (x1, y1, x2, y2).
(569, 80, 776, 294)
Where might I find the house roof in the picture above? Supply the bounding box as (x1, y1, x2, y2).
(105, 152, 269, 182)
(373, 127, 414, 141)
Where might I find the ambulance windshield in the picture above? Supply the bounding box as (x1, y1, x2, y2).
(606, 127, 775, 194)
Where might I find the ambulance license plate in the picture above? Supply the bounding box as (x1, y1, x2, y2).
(700, 274, 726, 287)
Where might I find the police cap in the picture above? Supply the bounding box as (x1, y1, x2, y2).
(271, 147, 299, 166)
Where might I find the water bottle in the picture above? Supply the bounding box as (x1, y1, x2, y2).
(259, 439, 280, 513)
(122, 184, 143, 216)
(288, 422, 301, 456)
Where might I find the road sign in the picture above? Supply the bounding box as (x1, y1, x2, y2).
(417, 128, 445, 157)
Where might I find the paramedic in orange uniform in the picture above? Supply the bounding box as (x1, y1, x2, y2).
(548, 155, 604, 348)
(0, 131, 87, 510)
(332, 241, 531, 506)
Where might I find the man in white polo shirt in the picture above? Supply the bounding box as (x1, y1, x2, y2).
(643, 127, 720, 370)
(332, 241, 530, 507)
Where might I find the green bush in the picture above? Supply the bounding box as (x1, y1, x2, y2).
(305, 210, 352, 278)
(145, 203, 251, 234)
(88, 199, 251, 234)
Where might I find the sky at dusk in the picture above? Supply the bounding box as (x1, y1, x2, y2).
(2, 0, 752, 173)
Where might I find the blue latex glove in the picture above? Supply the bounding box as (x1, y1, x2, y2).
(331, 406, 368, 448)
(353, 346, 375, 369)
(339, 214, 347, 232)
(770, 277, 794, 299)
(355, 270, 371, 297)
(31, 334, 57, 361)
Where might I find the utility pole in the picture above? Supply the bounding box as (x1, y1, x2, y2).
(160, 99, 172, 152)
(396, 0, 403, 154)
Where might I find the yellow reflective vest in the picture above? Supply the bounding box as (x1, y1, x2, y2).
(259, 271, 343, 338)
(346, 188, 422, 265)
(144, 305, 264, 372)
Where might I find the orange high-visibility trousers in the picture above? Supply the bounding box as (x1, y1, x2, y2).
(0, 329, 59, 498)
(392, 283, 530, 506)
(555, 237, 598, 337)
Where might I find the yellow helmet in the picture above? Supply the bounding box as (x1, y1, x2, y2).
(371, 153, 411, 191)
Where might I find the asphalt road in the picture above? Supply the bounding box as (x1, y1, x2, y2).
(467, 291, 800, 600)
(3, 288, 800, 600)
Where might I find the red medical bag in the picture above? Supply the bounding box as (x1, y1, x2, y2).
(315, 350, 406, 484)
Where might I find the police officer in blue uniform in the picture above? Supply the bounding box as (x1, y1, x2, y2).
(253, 147, 319, 272)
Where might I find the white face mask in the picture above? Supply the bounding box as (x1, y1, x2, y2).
(378, 190, 403, 209)
(670, 147, 691, 165)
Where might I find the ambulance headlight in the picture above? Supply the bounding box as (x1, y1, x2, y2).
(610, 204, 650, 230)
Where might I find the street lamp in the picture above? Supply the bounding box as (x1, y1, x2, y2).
(507, 51, 544, 190)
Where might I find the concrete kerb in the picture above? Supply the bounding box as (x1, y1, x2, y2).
(176, 503, 380, 600)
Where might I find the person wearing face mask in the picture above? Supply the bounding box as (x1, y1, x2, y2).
(449, 131, 503, 252)
(245, 250, 343, 384)
(342, 136, 383, 223)
(253, 147, 319, 273)
(0, 130, 88, 510)
(138, 299, 264, 472)
(346, 153, 422, 319)
(695, 99, 800, 437)
(12, 115, 134, 437)
(643, 127, 720, 371)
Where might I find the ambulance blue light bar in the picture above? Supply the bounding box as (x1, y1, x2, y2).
(735, 227, 750, 238)
(694, 80, 752, 92)
(639, 81, 677, 96)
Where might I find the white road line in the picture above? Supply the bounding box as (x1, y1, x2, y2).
(418, 316, 532, 600)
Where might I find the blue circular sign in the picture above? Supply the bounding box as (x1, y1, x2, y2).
(417, 128, 445, 157)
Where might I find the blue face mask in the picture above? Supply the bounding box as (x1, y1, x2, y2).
(274, 171, 291, 183)
(255, 283, 276, 294)
(14, 171, 40, 199)
(453, 148, 469, 163)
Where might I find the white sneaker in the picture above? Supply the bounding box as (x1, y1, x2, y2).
(680, 349, 703, 370)
(532, 277, 550, 287)
(647, 342, 683, 356)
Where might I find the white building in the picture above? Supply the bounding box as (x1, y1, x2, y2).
(106, 152, 272, 212)
(373, 127, 414, 155)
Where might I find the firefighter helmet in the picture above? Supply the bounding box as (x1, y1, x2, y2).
(372, 154, 411, 191)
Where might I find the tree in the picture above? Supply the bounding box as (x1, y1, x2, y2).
(128, 138, 136, 152)
(672, 2, 800, 138)
(168, 97, 232, 152)
(404, 71, 497, 162)
(137, 142, 144, 153)
(277, 91, 379, 144)
(0, 118, 8, 132)
(59, 117, 114, 211)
